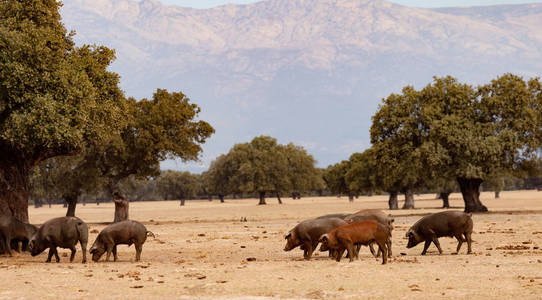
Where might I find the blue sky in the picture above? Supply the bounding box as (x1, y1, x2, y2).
(153, 0, 542, 8)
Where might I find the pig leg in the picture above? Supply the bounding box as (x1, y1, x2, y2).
(112, 245, 118, 262)
(368, 243, 377, 257)
(431, 237, 443, 254)
(105, 245, 113, 262)
(53, 248, 60, 262)
(3, 235, 12, 256)
(69, 246, 76, 262)
(345, 242, 356, 262)
(80, 239, 87, 264)
(376, 241, 387, 264)
(421, 240, 431, 255)
(135, 243, 142, 262)
(46, 248, 54, 262)
(465, 232, 472, 254)
(335, 248, 345, 262)
(17, 241, 23, 253)
(454, 234, 463, 254)
(302, 241, 313, 260)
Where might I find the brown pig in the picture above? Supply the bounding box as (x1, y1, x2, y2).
(319, 220, 389, 264)
(90, 220, 154, 262)
(344, 209, 394, 257)
(284, 218, 347, 260)
(406, 211, 473, 255)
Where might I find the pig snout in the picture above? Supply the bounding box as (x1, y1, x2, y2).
(283, 232, 296, 251)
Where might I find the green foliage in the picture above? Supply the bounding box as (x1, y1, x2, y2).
(81, 89, 215, 192)
(370, 74, 542, 211)
(156, 170, 200, 200)
(202, 154, 235, 197)
(370, 86, 429, 194)
(372, 74, 542, 183)
(323, 160, 350, 195)
(207, 136, 321, 200)
(345, 149, 378, 194)
(0, 0, 125, 159)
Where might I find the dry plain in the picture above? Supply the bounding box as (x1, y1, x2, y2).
(1, 191, 542, 299)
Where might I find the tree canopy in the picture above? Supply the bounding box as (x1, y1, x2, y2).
(209, 136, 321, 205)
(156, 170, 200, 206)
(0, 0, 125, 221)
(370, 74, 542, 212)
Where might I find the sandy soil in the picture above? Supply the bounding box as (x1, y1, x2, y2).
(1, 191, 542, 299)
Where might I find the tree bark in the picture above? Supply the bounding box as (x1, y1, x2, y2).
(457, 177, 488, 213)
(388, 191, 398, 210)
(218, 194, 225, 203)
(348, 192, 354, 202)
(258, 191, 266, 205)
(180, 198, 185, 206)
(0, 159, 31, 222)
(65, 193, 78, 217)
(402, 189, 415, 209)
(113, 192, 129, 222)
(277, 193, 282, 204)
(495, 191, 500, 199)
(440, 192, 451, 208)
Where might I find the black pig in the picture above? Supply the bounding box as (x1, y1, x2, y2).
(29, 216, 88, 263)
(90, 220, 154, 262)
(0, 216, 37, 255)
(406, 211, 473, 255)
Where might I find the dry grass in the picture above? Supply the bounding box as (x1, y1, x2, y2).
(1, 190, 542, 299)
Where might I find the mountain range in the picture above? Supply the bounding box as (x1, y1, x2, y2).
(60, 0, 542, 171)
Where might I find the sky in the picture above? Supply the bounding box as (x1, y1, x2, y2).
(152, 0, 542, 8)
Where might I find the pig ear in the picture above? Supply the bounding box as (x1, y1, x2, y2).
(319, 234, 328, 242)
(405, 230, 412, 238)
(284, 232, 292, 239)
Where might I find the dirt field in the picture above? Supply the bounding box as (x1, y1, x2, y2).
(1, 191, 542, 299)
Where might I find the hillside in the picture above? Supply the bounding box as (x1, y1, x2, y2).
(60, 0, 542, 170)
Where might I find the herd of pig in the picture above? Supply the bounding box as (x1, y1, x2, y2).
(1, 209, 472, 265)
(0, 216, 153, 263)
(283, 209, 473, 264)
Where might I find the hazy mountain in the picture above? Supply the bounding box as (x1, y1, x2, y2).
(60, 0, 542, 171)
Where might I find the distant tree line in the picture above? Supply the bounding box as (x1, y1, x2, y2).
(27, 74, 542, 213)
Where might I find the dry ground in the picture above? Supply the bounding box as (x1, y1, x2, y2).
(1, 191, 542, 299)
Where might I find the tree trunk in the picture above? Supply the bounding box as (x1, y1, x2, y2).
(258, 191, 266, 205)
(113, 192, 129, 222)
(277, 194, 282, 204)
(218, 194, 225, 203)
(402, 189, 415, 209)
(457, 177, 488, 213)
(180, 198, 185, 206)
(0, 159, 31, 222)
(388, 191, 398, 210)
(440, 192, 451, 208)
(65, 193, 79, 217)
(208, 195, 212, 201)
(495, 191, 500, 199)
(348, 192, 354, 202)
